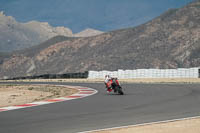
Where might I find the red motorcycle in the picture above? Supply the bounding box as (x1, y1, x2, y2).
(106, 78, 124, 95)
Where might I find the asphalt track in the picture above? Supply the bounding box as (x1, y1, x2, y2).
(0, 82, 200, 133)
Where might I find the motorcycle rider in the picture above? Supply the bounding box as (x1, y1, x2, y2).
(104, 75, 123, 95)
(104, 75, 112, 93)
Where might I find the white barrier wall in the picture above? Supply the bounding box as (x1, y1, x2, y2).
(88, 68, 200, 79)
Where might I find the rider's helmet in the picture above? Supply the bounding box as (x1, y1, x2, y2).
(105, 75, 111, 80)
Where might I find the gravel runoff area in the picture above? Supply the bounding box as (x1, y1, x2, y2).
(0, 84, 78, 107)
(91, 117, 200, 133)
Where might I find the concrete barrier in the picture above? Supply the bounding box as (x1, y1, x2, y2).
(88, 68, 200, 79)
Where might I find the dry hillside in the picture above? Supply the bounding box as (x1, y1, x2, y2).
(0, 1, 200, 79)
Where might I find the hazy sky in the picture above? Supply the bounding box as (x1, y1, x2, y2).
(0, 0, 194, 32)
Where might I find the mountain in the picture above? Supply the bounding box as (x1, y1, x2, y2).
(0, 12, 103, 52)
(0, 0, 200, 79)
(0, 0, 193, 33)
(0, 12, 72, 52)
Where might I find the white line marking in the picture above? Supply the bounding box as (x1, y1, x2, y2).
(0, 106, 24, 110)
(52, 97, 71, 100)
(30, 101, 50, 105)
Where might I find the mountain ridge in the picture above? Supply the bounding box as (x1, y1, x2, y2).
(0, 12, 103, 52)
(0, 0, 200, 79)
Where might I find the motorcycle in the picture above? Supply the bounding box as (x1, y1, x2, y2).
(106, 78, 124, 95)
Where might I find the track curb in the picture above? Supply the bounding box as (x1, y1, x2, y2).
(0, 85, 98, 112)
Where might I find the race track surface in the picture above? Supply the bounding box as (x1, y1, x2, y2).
(0, 82, 200, 133)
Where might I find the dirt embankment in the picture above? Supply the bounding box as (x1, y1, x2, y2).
(0, 84, 78, 107)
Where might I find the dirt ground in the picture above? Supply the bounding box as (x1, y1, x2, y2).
(0, 84, 78, 107)
(92, 117, 200, 133)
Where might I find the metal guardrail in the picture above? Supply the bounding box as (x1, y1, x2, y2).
(6, 71, 89, 80)
(199, 69, 200, 78)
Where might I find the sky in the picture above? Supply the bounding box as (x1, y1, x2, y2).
(0, 0, 194, 33)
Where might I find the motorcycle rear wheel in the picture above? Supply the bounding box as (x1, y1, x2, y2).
(116, 86, 124, 95)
